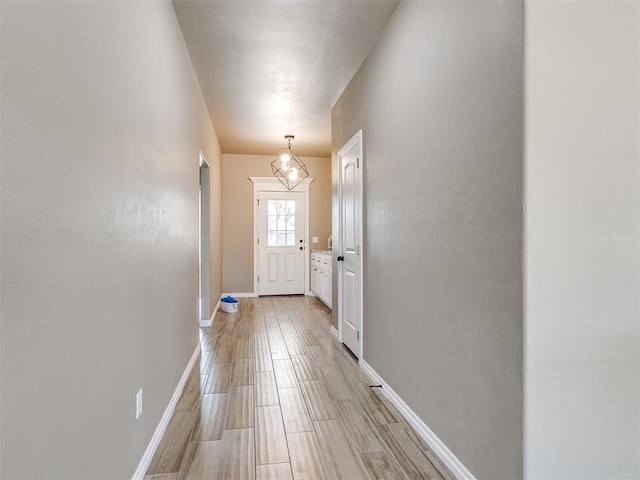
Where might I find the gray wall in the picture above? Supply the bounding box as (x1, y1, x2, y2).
(0, 1, 222, 477)
(524, 1, 640, 477)
(331, 1, 523, 478)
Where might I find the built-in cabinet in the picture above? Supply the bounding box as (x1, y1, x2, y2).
(311, 251, 332, 309)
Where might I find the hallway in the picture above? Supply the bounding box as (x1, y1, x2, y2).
(144, 296, 453, 480)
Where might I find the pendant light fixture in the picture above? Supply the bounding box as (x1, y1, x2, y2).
(271, 135, 309, 190)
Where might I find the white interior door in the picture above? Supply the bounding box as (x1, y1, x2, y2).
(338, 131, 363, 358)
(258, 191, 305, 295)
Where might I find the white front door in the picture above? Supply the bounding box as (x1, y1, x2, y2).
(338, 131, 363, 358)
(258, 191, 305, 295)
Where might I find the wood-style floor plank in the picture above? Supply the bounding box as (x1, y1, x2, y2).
(200, 333, 219, 352)
(205, 363, 232, 394)
(283, 335, 307, 355)
(219, 427, 255, 480)
(313, 324, 331, 339)
(175, 370, 205, 412)
(336, 360, 368, 385)
(279, 321, 298, 338)
(214, 336, 235, 364)
(146, 409, 197, 475)
(254, 348, 274, 372)
(359, 450, 409, 480)
(234, 338, 253, 358)
(305, 345, 334, 368)
(254, 371, 279, 406)
(333, 399, 385, 453)
(349, 382, 398, 425)
(269, 338, 290, 360)
(297, 328, 319, 346)
(317, 338, 339, 359)
(255, 405, 290, 465)
(300, 380, 337, 421)
(291, 354, 320, 381)
(254, 332, 270, 349)
(273, 359, 299, 388)
(230, 357, 254, 386)
(182, 440, 222, 479)
(381, 398, 438, 459)
(376, 423, 444, 480)
(225, 385, 254, 429)
(191, 394, 227, 442)
(200, 350, 215, 377)
(267, 325, 284, 341)
(318, 365, 353, 400)
(426, 451, 458, 480)
(176, 437, 197, 475)
(256, 463, 294, 480)
(313, 419, 369, 480)
(279, 387, 315, 434)
(287, 431, 329, 480)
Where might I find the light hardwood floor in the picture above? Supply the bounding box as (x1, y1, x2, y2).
(145, 296, 454, 480)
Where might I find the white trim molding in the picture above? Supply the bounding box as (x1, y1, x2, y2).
(132, 345, 201, 480)
(330, 325, 339, 339)
(249, 177, 314, 298)
(248, 176, 313, 192)
(360, 360, 476, 480)
(199, 300, 220, 327)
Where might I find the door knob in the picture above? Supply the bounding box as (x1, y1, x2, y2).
(337, 256, 344, 261)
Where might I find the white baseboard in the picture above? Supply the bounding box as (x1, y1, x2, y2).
(330, 325, 338, 339)
(200, 300, 220, 327)
(132, 345, 201, 480)
(360, 360, 476, 480)
(222, 292, 257, 298)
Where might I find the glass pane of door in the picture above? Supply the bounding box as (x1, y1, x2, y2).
(267, 199, 296, 246)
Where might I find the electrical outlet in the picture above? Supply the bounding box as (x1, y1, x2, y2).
(136, 389, 143, 420)
(312, 236, 318, 244)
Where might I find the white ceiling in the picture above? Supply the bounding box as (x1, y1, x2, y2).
(172, 0, 400, 157)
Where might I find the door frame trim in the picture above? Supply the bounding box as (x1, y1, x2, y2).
(249, 177, 314, 296)
(337, 129, 364, 362)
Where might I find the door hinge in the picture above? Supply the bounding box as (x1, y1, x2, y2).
(258, 276, 260, 283)
(357, 157, 360, 168)
(357, 330, 360, 341)
(356, 245, 360, 256)
(257, 238, 260, 244)
(257, 198, 260, 205)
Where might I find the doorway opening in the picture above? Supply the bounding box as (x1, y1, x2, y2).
(199, 152, 211, 324)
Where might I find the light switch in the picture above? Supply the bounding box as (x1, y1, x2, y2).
(312, 236, 319, 244)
